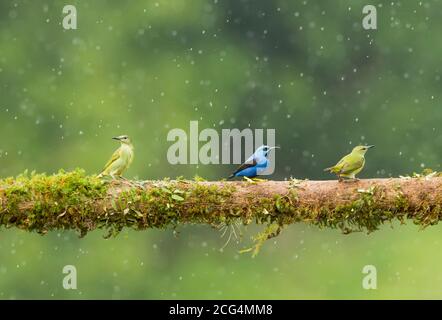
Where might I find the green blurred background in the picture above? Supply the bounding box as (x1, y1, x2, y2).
(1, 0, 442, 299)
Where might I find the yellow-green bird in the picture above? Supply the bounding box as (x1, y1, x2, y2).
(324, 145, 374, 181)
(98, 135, 134, 179)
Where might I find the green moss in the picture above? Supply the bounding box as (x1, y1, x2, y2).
(0, 171, 441, 256)
(240, 223, 282, 257)
(0, 169, 107, 236)
(97, 179, 237, 238)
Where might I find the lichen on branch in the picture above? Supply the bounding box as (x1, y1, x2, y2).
(0, 169, 441, 252)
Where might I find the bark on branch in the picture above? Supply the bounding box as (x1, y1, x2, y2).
(0, 170, 441, 238)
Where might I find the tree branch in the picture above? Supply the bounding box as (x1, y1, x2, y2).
(0, 170, 441, 238)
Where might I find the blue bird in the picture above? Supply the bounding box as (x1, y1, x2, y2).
(228, 145, 279, 179)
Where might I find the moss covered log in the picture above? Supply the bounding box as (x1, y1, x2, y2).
(0, 170, 441, 239)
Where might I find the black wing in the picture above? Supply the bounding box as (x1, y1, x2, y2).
(229, 158, 257, 178)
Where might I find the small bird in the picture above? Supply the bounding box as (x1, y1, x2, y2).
(228, 145, 279, 180)
(324, 145, 374, 181)
(98, 135, 134, 179)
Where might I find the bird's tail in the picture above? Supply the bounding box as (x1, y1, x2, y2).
(97, 170, 107, 178)
(227, 174, 235, 180)
(323, 167, 333, 172)
(98, 167, 109, 178)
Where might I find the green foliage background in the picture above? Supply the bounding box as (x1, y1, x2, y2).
(0, 0, 441, 299)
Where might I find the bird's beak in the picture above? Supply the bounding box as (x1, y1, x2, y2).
(112, 137, 121, 141)
(269, 146, 280, 150)
(367, 145, 375, 149)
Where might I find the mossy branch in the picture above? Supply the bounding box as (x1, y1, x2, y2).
(0, 170, 441, 241)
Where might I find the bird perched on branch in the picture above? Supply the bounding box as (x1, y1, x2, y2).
(228, 145, 279, 180)
(324, 145, 374, 182)
(98, 135, 134, 179)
